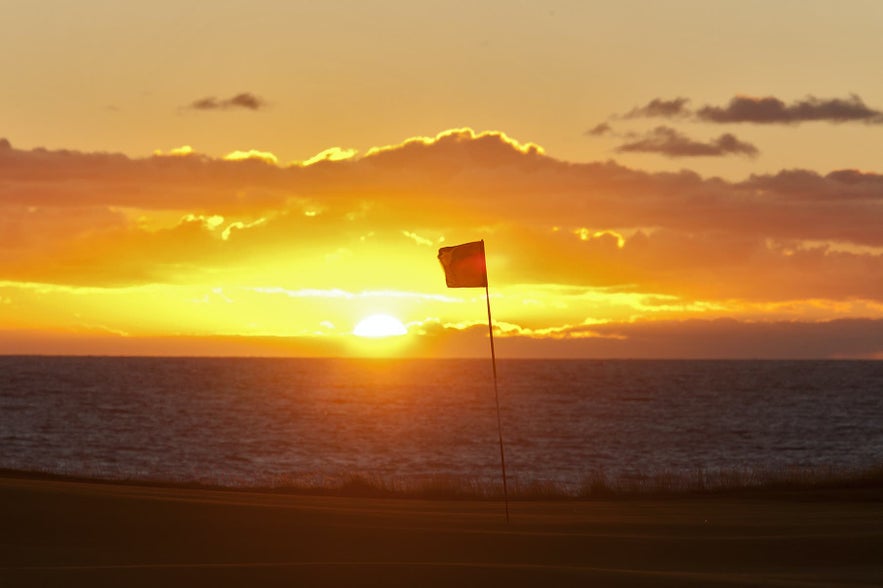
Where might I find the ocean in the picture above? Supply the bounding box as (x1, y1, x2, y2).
(1, 357, 881, 490)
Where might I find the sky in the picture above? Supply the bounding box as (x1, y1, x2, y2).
(1, 0, 882, 358)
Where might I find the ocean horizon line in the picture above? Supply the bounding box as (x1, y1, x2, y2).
(1, 353, 879, 362)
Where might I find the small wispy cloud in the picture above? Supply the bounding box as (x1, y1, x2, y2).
(585, 122, 613, 136)
(615, 126, 759, 158)
(623, 97, 691, 119)
(187, 92, 268, 111)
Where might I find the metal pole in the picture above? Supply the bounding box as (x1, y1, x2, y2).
(485, 281, 509, 524)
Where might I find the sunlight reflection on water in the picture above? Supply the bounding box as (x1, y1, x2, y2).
(1, 357, 881, 488)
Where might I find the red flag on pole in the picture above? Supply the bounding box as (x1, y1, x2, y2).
(437, 240, 487, 288)
(437, 239, 509, 523)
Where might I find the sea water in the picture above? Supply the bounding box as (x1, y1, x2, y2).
(1, 357, 881, 488)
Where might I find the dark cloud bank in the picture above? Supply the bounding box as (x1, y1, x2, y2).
(2, 130, 882, 358)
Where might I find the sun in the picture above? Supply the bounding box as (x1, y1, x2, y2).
(353, 314, 408, 338)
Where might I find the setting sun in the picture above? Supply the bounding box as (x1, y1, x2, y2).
(353, 315, 408, 338)
(1, 2, 882, 360)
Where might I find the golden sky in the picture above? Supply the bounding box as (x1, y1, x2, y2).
(1, 1, 882, 358)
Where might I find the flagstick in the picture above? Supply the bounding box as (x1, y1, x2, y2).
(485, 282, 510, 524)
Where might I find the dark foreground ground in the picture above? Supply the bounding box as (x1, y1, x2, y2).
(2, 473, 882, 587)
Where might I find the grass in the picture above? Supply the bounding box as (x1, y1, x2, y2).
(227, 464, 883, 500)
(4, 464, 883, 501)
(575, 464, 883, 500)
(277, 464, 883, 500)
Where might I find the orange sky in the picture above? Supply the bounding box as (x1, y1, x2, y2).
(2, 2, 882, 358)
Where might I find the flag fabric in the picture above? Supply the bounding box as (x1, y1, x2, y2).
(438, 240, 487, 288)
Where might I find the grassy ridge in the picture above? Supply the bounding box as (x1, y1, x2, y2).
(4, 464, 883, 501)
(306, 464, 883, 500)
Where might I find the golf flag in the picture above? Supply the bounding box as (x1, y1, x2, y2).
(437, 239, 510, 522)
(438, 240, 487, 288)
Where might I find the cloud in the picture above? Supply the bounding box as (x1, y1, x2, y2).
(223, 149, 278, 164)
(500, 319, 883, 359)
(615, 126, 759, 158)
(739, 168, 883, 201)
(696, 94, 883, 124)
(611, 94, 883, 125)
(187, 92, 268, 111)
(2, 130, 880, 243)
(2, 129, 883, 358)
(623, 97, 691, 119)
(1, 130, 881, 305)
(296, 146, 359, 166)
(585, 122, 613, 136)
